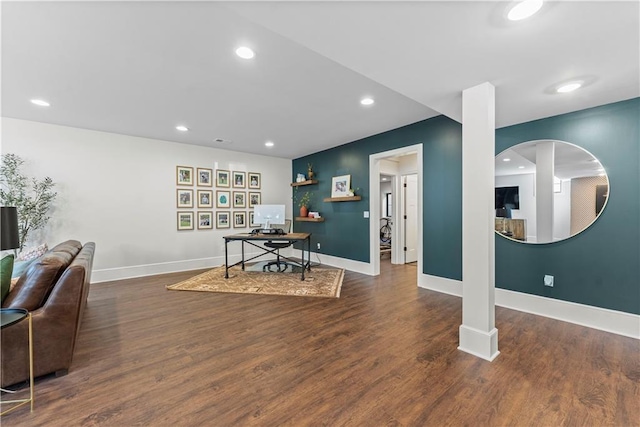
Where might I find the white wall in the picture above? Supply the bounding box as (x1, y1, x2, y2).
(1, 118, 292, 281)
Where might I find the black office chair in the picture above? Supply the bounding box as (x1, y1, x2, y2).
(263, 219, 292, 272)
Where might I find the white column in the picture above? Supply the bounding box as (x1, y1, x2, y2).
(536, 141, 555, 243)
(459, 82, 499, 361)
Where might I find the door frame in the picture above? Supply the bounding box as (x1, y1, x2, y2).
(369, 144, 423, 277)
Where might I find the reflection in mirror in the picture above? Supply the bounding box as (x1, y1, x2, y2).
(495, 140, 609, 244)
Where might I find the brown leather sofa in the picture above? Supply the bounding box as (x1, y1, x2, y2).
(1, 240, 95, 388)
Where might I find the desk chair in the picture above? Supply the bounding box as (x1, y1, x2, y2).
(263, 219, 293, 272)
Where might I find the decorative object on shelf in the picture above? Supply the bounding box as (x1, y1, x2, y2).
(197, 168, 213, 187)
(296, 190, 312, 218)
(347, 187, 360, 197)
(177, 211, 194, 230)
(197, 190, 213, 208)
(176, 165, 193, 186)
(309, 211, 321, 218)
(233, 211, 247, 228)
(1, 154, 57, 252)
(248, 192, 261, 208)
(248, 172, 261, 189)
(216, 211, 230, 229)
(216, 169, 230, 187)
(331, 174, 351, 198)
(177, 189, 194, 208)
(197, 211, 213, 229)
(232, 171, 246, 188)
(233, 191, 246, 208)
(307, 163, 314, 180)
(216, 190, 231, 208)
(296, 173, 306, 183)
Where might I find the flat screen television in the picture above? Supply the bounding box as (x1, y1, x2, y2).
(253, 204, 285, 229)
(495, 186, 519, 219)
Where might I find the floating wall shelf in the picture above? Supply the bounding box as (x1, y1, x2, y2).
(295, 216, 325, 222)
(323, 196, 362, 202)
(290, 180, 318, 187)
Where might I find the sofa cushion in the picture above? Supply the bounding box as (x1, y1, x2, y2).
(2, 251, 75, 311)
(12, 257, 38, 279)
(17, 243, 48, 261)
(1, 254, 14, 303)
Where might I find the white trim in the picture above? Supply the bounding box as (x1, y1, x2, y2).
(458, 325, 500, 361)
(418, 273, 640, 339)
(92, 251, 274, 283)
(312, 253, 374, 276)
(496, 288, 640, 339)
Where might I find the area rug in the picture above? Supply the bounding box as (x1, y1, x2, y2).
(166, 263, 344, 298)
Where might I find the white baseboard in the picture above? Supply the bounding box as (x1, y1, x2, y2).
(418, 273, 639, 339)
(311, 253, 374, 275)
(458, 325, 500, 361)
(91, 251, 270, 283)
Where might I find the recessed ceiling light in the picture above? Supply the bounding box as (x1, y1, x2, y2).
(30, 99, 50, 107)
(518, 166, 525, 169)
(176, 125, 189, 132)
(360, 98, 375, 106)
(235, 46, 255, 59)
(503, 158, 511, 162)
(265, 141, 274, 148)
(597, 168, 604, 172)
(557, 82, 582, 93)
(507, 0, 543, 21)
(382, 177, 388, 181)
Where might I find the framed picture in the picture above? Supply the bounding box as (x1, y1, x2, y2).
(216, 169, 230, 187)
(249, 211, 259, 227)
(197, 211, 213, 229)
(233, 191, 246, 208)
(216, 190, 231, 208)
(331, 174, 351, 198)
(232, 171, 246, 188)
(177, 211, 194, 230)
(233, 211, 247, 228)
(197, 168, 213, 187)
(177, 166, 193, 186)
(248, 192, 261, 208)
(248, 172, 261, 189)
(216, 211, 230, 229)
(177, 189, 194, 208)
(197, 190, 213, 208)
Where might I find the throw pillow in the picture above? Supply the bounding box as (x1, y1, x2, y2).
(17, 243, 48, 262)
(1, 254, 15, 303)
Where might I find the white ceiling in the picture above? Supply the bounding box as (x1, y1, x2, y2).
(2, 1, 638, 160)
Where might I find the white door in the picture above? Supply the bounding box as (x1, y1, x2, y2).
(404, 174, 418, 263)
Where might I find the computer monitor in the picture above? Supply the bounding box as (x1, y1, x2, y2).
(253, 204, 285, 229)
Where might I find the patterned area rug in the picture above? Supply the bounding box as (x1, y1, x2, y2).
(166, 264, 344, 298)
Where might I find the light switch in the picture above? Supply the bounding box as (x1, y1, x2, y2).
(544, 275, 554, 287)
(364, 211, 370, 218)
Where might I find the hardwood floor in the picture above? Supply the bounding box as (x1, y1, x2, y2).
(2, 260, 638, 426)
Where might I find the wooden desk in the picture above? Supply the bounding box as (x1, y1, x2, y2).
(223, 232, 312, 281)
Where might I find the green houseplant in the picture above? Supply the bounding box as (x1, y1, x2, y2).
(295, 189, 312, 217)
(0, 154, 57, 252)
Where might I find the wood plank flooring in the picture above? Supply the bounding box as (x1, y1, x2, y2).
(2, 261, 638, 426)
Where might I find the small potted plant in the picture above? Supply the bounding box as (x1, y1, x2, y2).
(298, 191, 312, 217)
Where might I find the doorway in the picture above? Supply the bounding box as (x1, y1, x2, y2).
(369, 144, 423, 277)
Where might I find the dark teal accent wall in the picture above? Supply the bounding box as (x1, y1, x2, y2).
(292, 116, 463, 280)
(293, 98, 639, 315)
(495, 98, 640, 314)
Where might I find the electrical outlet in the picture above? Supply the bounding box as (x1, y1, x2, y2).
(544, 275, 554, 287)
(317, 243, 321, 250)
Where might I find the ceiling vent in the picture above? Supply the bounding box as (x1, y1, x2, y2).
(213, 138, 232, 145)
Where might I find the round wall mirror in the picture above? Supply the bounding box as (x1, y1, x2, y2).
(495, 140, 609, 244)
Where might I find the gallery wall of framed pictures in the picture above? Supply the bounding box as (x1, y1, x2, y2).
(176, 165, 262, 231)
